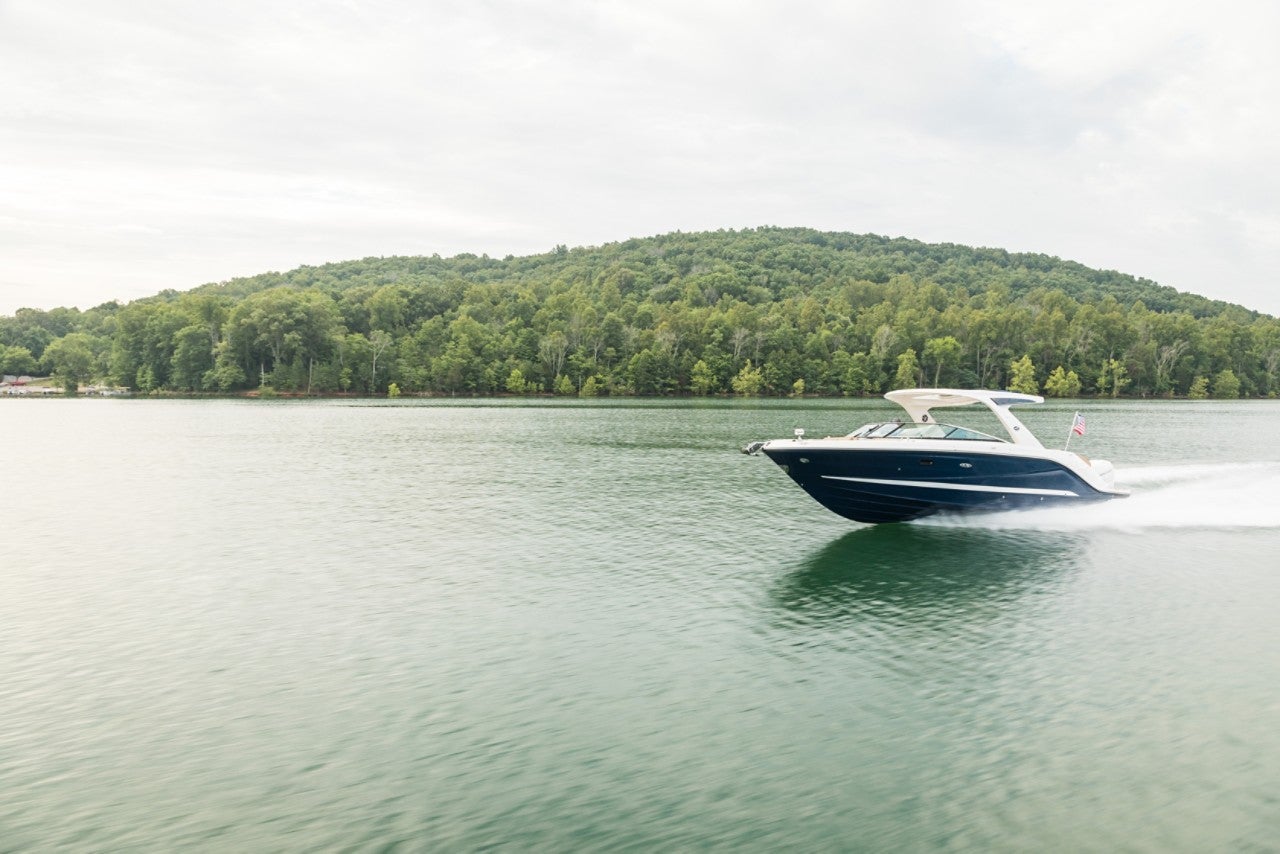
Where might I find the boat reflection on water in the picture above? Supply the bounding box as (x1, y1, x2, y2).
(770, 525, 1086, 634)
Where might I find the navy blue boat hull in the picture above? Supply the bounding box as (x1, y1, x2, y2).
(763, 446, 1116, 524)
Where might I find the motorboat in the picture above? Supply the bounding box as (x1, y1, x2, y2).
(743, 389, 1127, 524)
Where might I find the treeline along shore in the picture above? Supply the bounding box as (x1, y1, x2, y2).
(3, 227, 1278, 398)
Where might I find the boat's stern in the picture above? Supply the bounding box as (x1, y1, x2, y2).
(1083, 457, 1129, 495)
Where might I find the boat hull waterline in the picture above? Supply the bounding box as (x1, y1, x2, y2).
(764, 445, 1118, 524)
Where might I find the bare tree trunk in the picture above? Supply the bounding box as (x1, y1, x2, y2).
(731, 327, 750, 363)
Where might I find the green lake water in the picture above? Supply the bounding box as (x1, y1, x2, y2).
(2, 397, 1278, 850)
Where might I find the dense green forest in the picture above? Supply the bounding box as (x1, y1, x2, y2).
(3, 227, 1278, 398)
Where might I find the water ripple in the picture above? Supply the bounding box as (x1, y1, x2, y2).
(2, 399, 1278, 850)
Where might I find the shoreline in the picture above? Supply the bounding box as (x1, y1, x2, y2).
(3, 387, 1275, 402)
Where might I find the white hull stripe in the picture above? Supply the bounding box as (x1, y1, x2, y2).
(820, 475, 1080, 498)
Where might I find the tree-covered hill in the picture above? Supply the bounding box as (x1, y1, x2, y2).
(3, 227, 1277, 398)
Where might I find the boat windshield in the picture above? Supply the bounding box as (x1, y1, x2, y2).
(845, 422, 1005, 442)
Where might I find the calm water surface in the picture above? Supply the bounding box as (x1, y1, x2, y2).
(2, 398, 1278, 851)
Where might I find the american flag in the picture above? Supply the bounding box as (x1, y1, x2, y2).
(1071, 412, 1086, 436)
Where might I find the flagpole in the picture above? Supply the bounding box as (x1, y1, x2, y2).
(1065, 411, 1078, 450)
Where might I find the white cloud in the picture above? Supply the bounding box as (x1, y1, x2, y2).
(2, 0, 1278, 314)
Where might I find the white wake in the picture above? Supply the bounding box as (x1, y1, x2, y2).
(916, 462, 1280, 532)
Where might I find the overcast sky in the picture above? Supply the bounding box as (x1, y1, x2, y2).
(3, 0, 1278, 316)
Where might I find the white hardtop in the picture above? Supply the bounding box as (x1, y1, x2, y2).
(884, 388, 1045, 448)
